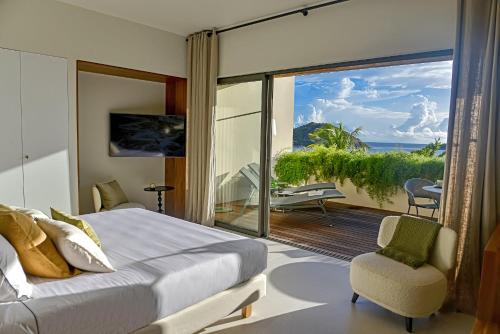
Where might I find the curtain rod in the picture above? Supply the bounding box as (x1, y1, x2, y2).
(186, 0, 349, 41)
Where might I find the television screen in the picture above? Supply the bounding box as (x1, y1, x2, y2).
(109, 113, 186, 157)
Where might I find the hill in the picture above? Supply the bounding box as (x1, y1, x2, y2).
(293, 122, 327, 148)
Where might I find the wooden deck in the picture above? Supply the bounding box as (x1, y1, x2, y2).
(215, 201, 402, 261)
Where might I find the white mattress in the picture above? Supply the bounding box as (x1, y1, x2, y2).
(4, 209, 267, 334)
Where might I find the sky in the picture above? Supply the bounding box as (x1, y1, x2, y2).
(293, 60, 453, 144)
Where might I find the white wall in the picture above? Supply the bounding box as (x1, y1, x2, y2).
(0, 0, 186, 214)
(272, 77, 295, 158)
(78, 72, 166, 214)
(219, 0, 456, 77)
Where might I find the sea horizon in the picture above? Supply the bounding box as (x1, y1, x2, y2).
(293, 141, 446, 154)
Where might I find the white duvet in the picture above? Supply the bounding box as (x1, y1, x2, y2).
(0, 209, 267, 334)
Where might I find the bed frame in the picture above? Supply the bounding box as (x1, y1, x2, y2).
(133, 274, 266, 334)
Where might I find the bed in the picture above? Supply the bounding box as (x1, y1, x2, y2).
(0, 208, 267, 334)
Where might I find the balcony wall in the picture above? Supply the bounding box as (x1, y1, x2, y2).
(327, 179, 436, 218)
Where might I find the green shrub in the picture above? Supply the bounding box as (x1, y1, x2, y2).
(274, 146, 445, 205)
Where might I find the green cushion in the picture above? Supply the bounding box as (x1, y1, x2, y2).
(96, 180, 128, 210)
(377, 215, 441, 269)
(50, 208, 101, 248)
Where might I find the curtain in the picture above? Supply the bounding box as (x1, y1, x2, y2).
(439, 0, 500, 314)
(185, 30, 218, 226)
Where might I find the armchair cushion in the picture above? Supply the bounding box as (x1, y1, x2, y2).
(376, 215, 441, 269)
(96, 180, 128, 210)
(378, 216, 458, 273)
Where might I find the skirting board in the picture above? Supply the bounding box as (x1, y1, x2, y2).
(133, 274, 267, 334)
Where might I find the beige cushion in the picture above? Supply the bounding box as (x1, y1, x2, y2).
(1, 203, 50, 220)
(96, 180, 128, 210)
(350, 252, 447, 317)
(92, 186, 102, 213)
(378, 216, 458, 273)
(37, 218, 115, 273)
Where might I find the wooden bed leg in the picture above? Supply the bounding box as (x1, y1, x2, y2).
(241, 304, 252, 318)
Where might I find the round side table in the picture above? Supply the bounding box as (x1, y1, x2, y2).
(144, 185, 175, 213)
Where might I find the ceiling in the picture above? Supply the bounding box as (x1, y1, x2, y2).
(56, 0, 325, 36)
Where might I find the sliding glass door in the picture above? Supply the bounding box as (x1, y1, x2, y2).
(214, 75, 271, 236)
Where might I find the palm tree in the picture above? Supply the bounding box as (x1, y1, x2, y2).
(308, 123, 369, 151)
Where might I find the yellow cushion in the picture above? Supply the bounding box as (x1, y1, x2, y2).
(0, 203, 13, 211)
(96, 180, 128, 210)
(0, 210, 77, 278)
(50, 208, 101, 248)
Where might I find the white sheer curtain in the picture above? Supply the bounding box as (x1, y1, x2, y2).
(439, 0, 499, 314)
(185, 30, 218, 226)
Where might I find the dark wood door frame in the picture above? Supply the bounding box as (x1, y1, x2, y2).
(76, 60, 187, 218)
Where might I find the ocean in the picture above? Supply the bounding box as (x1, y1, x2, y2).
(293, 142, 446, 155)
(365, 142, 446, 155)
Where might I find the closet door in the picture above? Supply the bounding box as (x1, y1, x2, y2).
(0, 48, 24, 207)
(20, 52, 71, 214)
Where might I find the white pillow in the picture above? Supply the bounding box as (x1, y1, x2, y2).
(10, 206, 49, 220)
(36, 218, 115, 273)
(0, 235, 32, 302)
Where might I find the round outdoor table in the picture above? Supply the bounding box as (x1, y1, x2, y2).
(422, 185, 442, 202)
(144, 185, 174, 213)
(422, 185, 442, 195)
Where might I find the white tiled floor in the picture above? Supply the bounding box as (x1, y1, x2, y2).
(202, 239, 474, 334)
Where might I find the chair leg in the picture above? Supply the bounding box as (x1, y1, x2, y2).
(405, 317, 413, 333)
(351, 292, 359, 303)
(431, 208, 435, 218)
(318, 200, 327, 214)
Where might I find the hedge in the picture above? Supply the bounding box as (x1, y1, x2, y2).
(274, 146, 445, 204)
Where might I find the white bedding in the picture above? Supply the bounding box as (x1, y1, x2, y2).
(2, 209, 267, 334)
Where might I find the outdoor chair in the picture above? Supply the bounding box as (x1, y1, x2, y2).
(404, 178, 439, 218)
(239, 167, 345, 214)
(247, 162, 338, 195)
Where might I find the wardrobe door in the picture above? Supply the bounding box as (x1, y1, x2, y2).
(20, 52, 71, 214)
(0, 48, 24, 207)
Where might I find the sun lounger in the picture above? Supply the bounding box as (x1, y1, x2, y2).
(247, 162, 337, 195)
(240, 167, 345, 214)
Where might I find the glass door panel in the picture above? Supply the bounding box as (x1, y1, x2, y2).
(214, 79, 266, 235)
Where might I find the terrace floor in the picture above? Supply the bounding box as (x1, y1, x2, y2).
(216, 201, 404, 261)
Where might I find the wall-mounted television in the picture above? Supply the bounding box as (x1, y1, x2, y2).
(109, 113, 186, 157)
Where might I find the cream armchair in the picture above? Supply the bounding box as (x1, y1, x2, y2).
(350, 216, 457, 333)
(92, 185, 146, 213)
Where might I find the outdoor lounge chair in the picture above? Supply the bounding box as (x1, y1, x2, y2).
(240, 167, 345, 214)
(247, 162, 338, 195)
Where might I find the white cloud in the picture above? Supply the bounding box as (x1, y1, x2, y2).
(397, 96, 438, 131)
(295, 114, 305, 127)
(394, 96, 448, 141)
(337, 77, 355, 99)
(366, 61, 453, 91)
(308, 106, 325, 123)
(293, 60, 452, 143)
(294, 108, 325, 126)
